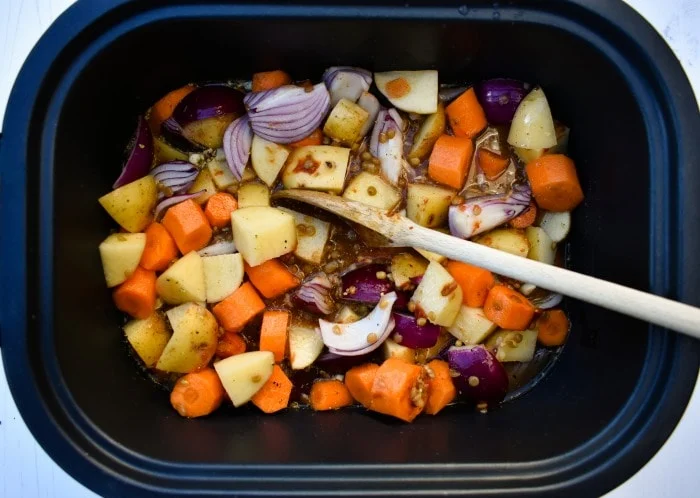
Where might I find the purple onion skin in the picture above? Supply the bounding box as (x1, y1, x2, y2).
(394, 291, 410, 311)
(475, 79, 531, 125)
(447, 345, 509, 405)
(392, 313, 440, 348)
(172, 85, 245, 127)
(341, 264, 393, 304)
(113, 116, 153, 189)
(315, 352, 374, 374)
(291, 293, 327, 316)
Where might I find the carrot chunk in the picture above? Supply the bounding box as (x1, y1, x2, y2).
(344, 363, 379, 408)
(216, 332, 247, 358)
(162, 199, 212, 254)
(245, 259, 300, 299)
(148, 83, 196, 132)
(170, 368, 225, 418)
(251, 365, 293, 414)
(477, 148, 509, 180)
(428, 134, 474, 189)
(509, 201, 537, 229)
(536, 309, 570, 346)
(310, 380, 354, 411)
(424, 359, 457, 415)
(259, 310, 290, 362)
(289, 129, 324, 148)
(212, 282, 266, 333)
(483, 285, 535, 331)
(204, 192, 238, 228)
(446, 261, 495, 308)
(369, 358, 428, 422)
(113, 267, 157, 319)
(525, 154, 584, 212)
(252, 70, 292, 92)
(446, 87, 487, 138)
(140, 222, 178, 271)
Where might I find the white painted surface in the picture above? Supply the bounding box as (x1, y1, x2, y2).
(0, 0, 698, 496)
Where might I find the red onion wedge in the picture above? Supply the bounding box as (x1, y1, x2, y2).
(392, 313, 440, 348)
(315, 351, 374, 374)
(447, 345, 509, 405)
(198, 240, 237, 257)
(150, 161, 198, 195)
(244, 83, 331, 144)
(369, 109, 404, 185)
(292, 273, 335, 315)
(475, 79, 531, 125)
(449, 183, 532, 239)
(341, 264, 393, 304)
(322, 66, 372, 107)
(154, 191, 204, 219)
(222, 115, 252, 180)
(113, 116, 153, 189)
(529, 292, 563, 310)
(320, 292, 397, 356)
(172, 85, 245, 127)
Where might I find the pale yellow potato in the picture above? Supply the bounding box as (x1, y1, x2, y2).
(447, 306, 497, 345)
(408, 102, 446, 160)
(277, 207, 331, 264)
(507, 88, 557, 149)
(156, 251, 206, 304)
(288, 324, 324, 370)
(124, 313, 171, 367)
(473, 228, 530, 258)
(214, 351, 275, 407)
(411, 261, 462, 327)
(282, 145, 350, 193)
(231, 207, 296, 266)
(98, 233, 146, 287)
(323, 98, 369, 145)
(406, 183, 455, 228)
(343, 172, 401, 211)
(382, 338, 416, 364)
(525, 226, 556, 265)
(486, 329, 538, 362)
(187, 168, 217, 204)
(237, 182, 270, 208)
(207, 149, 238, 189)
(390, 252, 428, 290)
(202, 253, 244, 303)
(251, 135, 290, 186)
(156, 303, 218, 373)
(375, 70, 438, 114)
(98, 176, 156, 233)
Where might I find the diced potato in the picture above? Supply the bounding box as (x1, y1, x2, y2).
(382, 338, 416, 364)
(375, 70, 438, 114)
(214, 351, 275, 407)
(124, 313, 172, 367)
(277, 207, 331, 264)
(207, 149, 238, 189)
(447, 306, 497, 345)
(473, 228, 530, 257)
(237, 182, 270, 208)
(156, 303, 218, 373)
(486, 329, 538, 362)
(156, 251, 206, 304)
(525, 226, 556, 265)
(182, 114, 235, 149)
(406, 183, 455, 228)
(507, 88, 556, 149)
(415, 330, 454, 363)
(415, 247, 447, 264)
(231, 207, 296, 266)
(202, 253, 244, 303)
(98, 233, 147, 287)
(407, 102, 446, 160)
(288, 324, 324, 370)
(335, 305, 362, 323)
(411, 261, 462, 327)
(343, 172, 401, 211)
(390, 252, 428, 290)
(519, 283, 537, 296)
(513, 124, 570, 164)
(251, 135, 290, 186)
(188, 167, 217, 204)
(357, 92, 380, 137)
(282, 145, 350, 193)
(537, 210, 571, 243)
(323, 98, 370, 145)
(98, 176, 157, 233)
(154, 136, 188, 163)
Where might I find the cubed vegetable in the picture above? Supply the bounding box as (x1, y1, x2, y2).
(124, 313, 171, 368)
(202, 253, 244, 303)
(537, 210, 571, 243)
(155, 251, 206, 304)
(525, 226, 556, 265)
(411, 261, 462, 327)
(156, 303, 218, 373)
(237, 182, 270, 208)
(408, 102, 446, 160)
(277, 207, 331, 264)
(375, 70, 438, 114)
(382, 338, 416, 364)
(343, 172, 401, 211)
(230, 207, 297, 266)
(390, 252, 428, 290)
(406, 183, 455, 228)
(98, 176, 157, 233)
(187, 168, 217, 204)
(251, 134, 291, 186)
(507, 88, 556, 149)
(288, 324, 325, 370)
(207, 149, 238, 189)
(473, 228, 530, 257)
(323, 99, 369, 145)
(447, 306, 497, 345)
(485, 329, 538, 362)
(282, 145, 350, 193)
(214, 351, 275, 407)
(98, 233, 147, 287)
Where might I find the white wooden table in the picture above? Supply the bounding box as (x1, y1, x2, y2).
(1, 0, 698, 496)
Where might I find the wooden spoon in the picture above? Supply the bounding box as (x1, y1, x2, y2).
(274, 189, 700, 339)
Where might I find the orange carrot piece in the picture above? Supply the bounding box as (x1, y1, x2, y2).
(446, 87, 488, 138)
(446, 261, 495, 308)
(170, 368, 225, 418)
(369, 358, 428, 422)
(477, 148, 509, 180)
(428, 134, 474, 189)
(289, 129, 324, 148)
(251, 365, 293, 413)
(162, 199, 212, 254)
(535, 309, 570, 346)
(424, 359, 456, 415)
(204, 192, 238, 228)
(252, 70, 292, 92)
(483, 285, 535, 331)
(259, 310, 289, 362)
(212, 282, 266, 333)
(344, 363, 379, 408)
(385, 77, 411, 99)
(140, 222, 179, 271)
(309, 380, 354, 411)
(244, 259, 300, 299)
(113, 267, 157, 319)
(148, 83, 196, 132)
(525, 154, 584, 212)
(216, 332, 247, 358)
(509, 201, 537, 229)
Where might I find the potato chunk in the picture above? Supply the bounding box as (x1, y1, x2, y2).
(231, 207, 296, 266)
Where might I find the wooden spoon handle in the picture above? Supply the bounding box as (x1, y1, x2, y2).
(399, 224, 700, 339)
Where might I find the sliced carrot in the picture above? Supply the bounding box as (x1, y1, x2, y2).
(536, 309, 570, 346)
(170, 368, 225, 418)
(244, 259, 300, 299)
(148, 83, 196, 132)
(344, 363, 379, 408)
(525, 154, 584, 212)
(113, 267, 157, 319)
(446, 261, 495, 308)
(162, 199, 212, 254)
(140, 222, 179, 271)
(252, 70, 292, 92)
(477, 148, 509, 180)
(370, 358, 428, 422)
(424, 359, 456, 415)
(509, 201, 537, 229)
(204, 192, 238, 228)
(289, 129, 324, 148)
(259, 310, 289, 362)
(483, 285, 535, 331)
(212, 282, 266, 333)
(428, 134, 474, 189)
(310, 380, 354, 411)
(251, 365, 293, 414)
(446, 87, 487, 138)
(216, 332, 247, 358)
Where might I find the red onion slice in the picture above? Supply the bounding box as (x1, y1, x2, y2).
(392, 313, 441, 348)
(198, 240, 237, 257)
(222, 115, 252, 180)
(150, 161, 198, 195)
(322, 66, 372, 88)
(447, 345, 509, 405)
(341, 264, 393, 304)
(154, 191, 204, 219)
(475, 79, 531, 125)
(369, 109, 404, 185)
(172, 85, 245, 127)
(328, 319, 395, 357)
(293, 273, 335, 315)
(113, 116, 153, 189)
(322, 67, 372, 107)
(530, 292, 563, 310)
